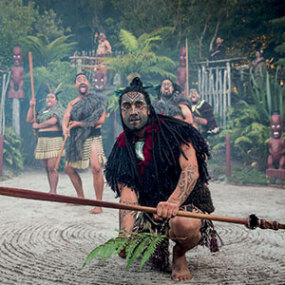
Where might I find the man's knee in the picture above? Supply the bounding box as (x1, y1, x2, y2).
(170, 217, 201, 239)
(65, 165, 75, 175)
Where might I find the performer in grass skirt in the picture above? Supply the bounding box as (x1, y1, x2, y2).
(26, 84, 65, 194)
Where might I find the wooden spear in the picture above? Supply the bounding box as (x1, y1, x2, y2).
(0, 186, 284, 231)
(28, 52, 36, 121)
(185, 38, 189, 98)
(54, 135, 68, 172)
(28, 52, 37, 140)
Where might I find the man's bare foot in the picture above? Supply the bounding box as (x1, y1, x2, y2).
(90, 207, 102, 214)
(172, 245, 191, 282)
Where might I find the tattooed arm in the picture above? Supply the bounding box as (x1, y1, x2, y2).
(117, 183, 138, 259)
(155, 143, 199, 220)
(118, 183, 138, 236)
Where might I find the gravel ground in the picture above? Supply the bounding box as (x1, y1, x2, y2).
(0, 169, 284, 285)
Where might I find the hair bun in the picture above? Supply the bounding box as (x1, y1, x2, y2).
(130, 77, 143, 88)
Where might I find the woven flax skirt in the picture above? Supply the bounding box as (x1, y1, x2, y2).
(66, 135, 107, 169)
(34, 136, 64, 160)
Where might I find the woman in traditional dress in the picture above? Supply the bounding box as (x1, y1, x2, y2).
(26, 84, 65, 194)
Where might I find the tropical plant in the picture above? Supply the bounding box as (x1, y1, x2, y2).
(83, 230, 166, 270)
(103, 28, 176, 86)
(3, 127, 24, 172)
(250, 69, 285, 120)
(21, 34, 77, 66)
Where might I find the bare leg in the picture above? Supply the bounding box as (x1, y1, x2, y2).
(46, 157, 59, 194)
(65, 164, 84, 198)
(89, 141, 104, 214)
(169, 216, 201, 282)
(42, 159, 51, 188)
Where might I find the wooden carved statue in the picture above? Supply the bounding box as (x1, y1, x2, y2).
(92, 67, 107, 91)
(266, 113, 285, 180)
(8, 46, 25, 99)
(268, 114, 285, 169)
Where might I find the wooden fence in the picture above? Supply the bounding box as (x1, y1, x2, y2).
(193, 57, 246, 128)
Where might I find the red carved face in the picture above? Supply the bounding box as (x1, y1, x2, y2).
(270, 114, 283, 139)
(13, 46, 22, 66)
(179, 47, 186, 67)
(93, 70, 107, 91)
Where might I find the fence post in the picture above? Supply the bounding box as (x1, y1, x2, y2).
(226, 135, 231, 177)
(0, 134, 3, 176)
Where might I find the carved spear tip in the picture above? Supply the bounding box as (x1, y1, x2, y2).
(247, 214, 285, 231)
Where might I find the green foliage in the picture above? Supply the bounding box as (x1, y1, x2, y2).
(229, 167, 268, 185)
(83, 230, 166, 270)
(3, 127, 24, 172)
(21, 34, 77, 67)
(34, 9, 65, 42)
(250, 69, 285, 119)
(103, 28, 176, 86)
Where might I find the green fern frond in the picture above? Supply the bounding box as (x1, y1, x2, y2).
(119, 29, 138, 52)
(139, 235, 164, 269)
(83, 231, 166, 270)
(125, 236, 141, 264)
(234, 136, 252, 145)
(126, 234, 153, 269)
(82, 236, 129, 268)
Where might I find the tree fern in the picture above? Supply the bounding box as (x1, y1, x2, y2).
(119, 29, 138, 53)
(102, 28, 175, 85)
(83, 231, 166, 270)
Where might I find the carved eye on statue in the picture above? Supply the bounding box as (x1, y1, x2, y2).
(95, 79, 98, 82)
(101, 79, 104, 82)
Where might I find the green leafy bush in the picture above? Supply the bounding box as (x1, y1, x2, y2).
(3, 127, 24, 172)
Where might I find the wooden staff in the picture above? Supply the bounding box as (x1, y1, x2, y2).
(54, 135, 68, 172)
(28, 52, 36, 122)
(0, 186, 284, 231)
(28, 52, 37, 141)
(185, 38, 189, 98)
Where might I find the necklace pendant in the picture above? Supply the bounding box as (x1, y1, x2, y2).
(135, 140, 145, 161)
